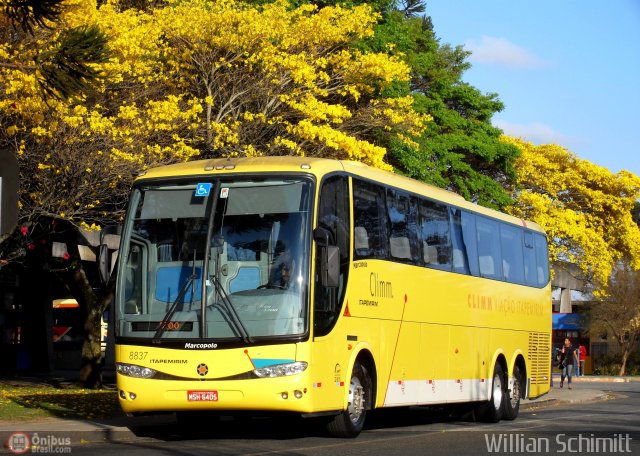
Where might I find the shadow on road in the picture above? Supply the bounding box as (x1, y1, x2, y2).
(123, 406, 475, 441)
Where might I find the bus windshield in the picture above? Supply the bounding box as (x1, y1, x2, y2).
(115, 177, 312, 344)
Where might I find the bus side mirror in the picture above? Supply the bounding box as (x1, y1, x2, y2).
(98, 225, 122, 285)
(314, 227, 340, 288)
(98, 243, 110, 285)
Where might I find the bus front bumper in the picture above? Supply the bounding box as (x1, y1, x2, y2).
(116, 373, 316, 414)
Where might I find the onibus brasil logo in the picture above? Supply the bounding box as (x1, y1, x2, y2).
(6, 432, 72, 454)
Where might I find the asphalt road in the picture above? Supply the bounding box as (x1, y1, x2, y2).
(4, 381, 640, 455)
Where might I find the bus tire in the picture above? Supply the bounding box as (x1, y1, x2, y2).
(503, 365, 523, 421)
(326, 362, 370, 438)
(476, 363, 505, 423)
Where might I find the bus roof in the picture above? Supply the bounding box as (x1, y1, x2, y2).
(136, 157, 545, 233)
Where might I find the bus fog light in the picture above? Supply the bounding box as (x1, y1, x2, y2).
(129, 392, 137, 400)
(294, 390, 303, 399)
(281, 392, 288, 399)
(119, 390, 126, 399)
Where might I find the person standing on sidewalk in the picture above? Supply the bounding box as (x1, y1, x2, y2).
(558, 338, 579, 389)
(578, 344, 587, 376)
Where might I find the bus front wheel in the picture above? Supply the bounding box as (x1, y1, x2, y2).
(326, 362, 371, 438)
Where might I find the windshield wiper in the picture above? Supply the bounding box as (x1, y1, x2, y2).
(152, 251, 197, 343)
(208, 273, 253, 343)
(198, 182, 252, 343)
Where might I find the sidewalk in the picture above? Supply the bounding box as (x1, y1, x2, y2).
(0, 373, 633, 443)
(550, 372, 640, 384)
(519, 372, 638, 410)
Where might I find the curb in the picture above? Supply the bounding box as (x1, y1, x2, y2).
(571, 376, 638, 383)
(522, 394, 611, 411)
(550, 375, 640, 383)
(521, 398, 558, 410)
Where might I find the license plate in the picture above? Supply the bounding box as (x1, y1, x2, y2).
(187, 390, 218, 401)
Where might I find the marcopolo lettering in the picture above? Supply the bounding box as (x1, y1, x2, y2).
(184, 342, 218, 349)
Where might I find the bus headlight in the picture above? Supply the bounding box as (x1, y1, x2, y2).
(116, 362, 157, 379)
(253, 361, 308, 378)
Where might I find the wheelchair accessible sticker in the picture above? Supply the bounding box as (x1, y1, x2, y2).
(195, 183, 212, 197)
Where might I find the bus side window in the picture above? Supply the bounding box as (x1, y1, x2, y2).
(500, 224, 525, 284)
(476, 217, 502, 280)
(450, 208, 479, 276)
(387, 189, 421, 264)
(418, 199, 452, 270)
(315, 175, 350, 337)
(534, 233, 550, 286)
(353, 179, 389, 260)
(354, 226, 369, 257)
(523, 231, 537, 286)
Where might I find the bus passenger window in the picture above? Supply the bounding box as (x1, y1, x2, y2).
(500, 224, 525, 284)
(354, 227, 369, 257)
(534, 234, 550, 286)
(387, 189, 420, 264)
(419, 200, 451, 270)
(476, 217, 502, 280)
(450, 209, 479, 276)
(523, 231, 537, 286)
(353, 180, 388, 260)
(450, 209, 469, 274)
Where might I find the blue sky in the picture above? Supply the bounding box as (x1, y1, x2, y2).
(426, 1, 640, 176)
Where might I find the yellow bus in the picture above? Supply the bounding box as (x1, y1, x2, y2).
(114, 157, 551, 437)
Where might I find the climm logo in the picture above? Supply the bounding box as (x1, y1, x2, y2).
(370, 273, 393, 298)
(468, 294, 494, 310)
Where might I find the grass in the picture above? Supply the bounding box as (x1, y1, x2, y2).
(0, 382, 124, 422)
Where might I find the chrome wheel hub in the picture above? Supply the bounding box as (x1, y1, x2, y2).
(492, 373, 503, 410)
(348, 376, 365, 423)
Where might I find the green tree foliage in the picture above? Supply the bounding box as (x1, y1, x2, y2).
(357, 11, 519, 209)
(2, 0, 64, 33)
(398, 0, 425, 18)
(0, 0, 111, 100)
(35, 25, 111, 100)
(591, 264, 640, 376)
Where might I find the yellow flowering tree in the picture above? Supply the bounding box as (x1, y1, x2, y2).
(503, 136, 640, 292)
(153, 0, 426, 168)
(0, 0, 426, 385)
(2, 0, 426, 233)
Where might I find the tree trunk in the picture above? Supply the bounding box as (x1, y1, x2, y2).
(73, 265, 114, 389)
(619, 349, 629, 377)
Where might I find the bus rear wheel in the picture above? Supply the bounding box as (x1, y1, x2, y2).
(503, 365, 523, 420)
(326, 362, 371, 438)
(476, 363, 505, 423)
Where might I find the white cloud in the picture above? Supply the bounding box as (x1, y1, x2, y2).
(465, 36, 548, 69)
(495, 120, 570, 145)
